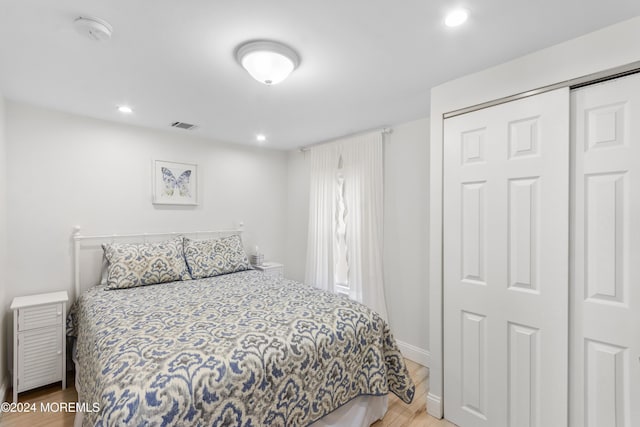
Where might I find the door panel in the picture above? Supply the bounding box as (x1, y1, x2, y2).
(571, 73, 640, 427)
(508, 177, 539, 291)
(584, 339, 627, 427)
(444, 88, 569, 427)
(461, 311, 488, 419)
(508, 322, 539, 427)
(461, 181, 486, 284)
(585, 172, 625, 303)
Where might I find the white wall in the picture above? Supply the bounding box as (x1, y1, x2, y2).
(0, 94, 8, 399)
(427, 16, 640, 418)
(285, 118, 430, 364)
(5, 101, 288, 306)
(383, 118, 429, 361)
(284, 150, 310, 282)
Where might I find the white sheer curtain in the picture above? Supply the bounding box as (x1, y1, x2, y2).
(341, 134, 388, 320)
(305, 132, 389, 320)
(305, 143, 339, 293)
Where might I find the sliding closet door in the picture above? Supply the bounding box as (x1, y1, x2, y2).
(571, 73, 640, 427)
(443, 88, 569, 427)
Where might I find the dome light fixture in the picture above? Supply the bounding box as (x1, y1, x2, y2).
(444, 8, 469, 27)
(236, 40, 300, 85)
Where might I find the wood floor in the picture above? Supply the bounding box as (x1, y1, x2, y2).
(2, 359, 457, 427)
(371, 359, 457, 427)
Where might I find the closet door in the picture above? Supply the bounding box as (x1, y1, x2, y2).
(443, 88, 569, 427)
(571, 73, 640, 427)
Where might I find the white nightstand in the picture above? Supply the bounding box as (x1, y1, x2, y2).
(253, 262, 284, 278)
(10, 291, 68, 402)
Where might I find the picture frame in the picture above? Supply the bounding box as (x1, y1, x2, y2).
(152, 159, 198, 205)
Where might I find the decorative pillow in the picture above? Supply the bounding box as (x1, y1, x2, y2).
(102, 237, 191, 290)
(183, 234, 251, 279)
(99, 253, 109, 286)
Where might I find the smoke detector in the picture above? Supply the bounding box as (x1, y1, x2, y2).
(73, 16, 113, 42)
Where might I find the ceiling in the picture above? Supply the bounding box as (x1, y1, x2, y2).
(1, 1, 640, 150)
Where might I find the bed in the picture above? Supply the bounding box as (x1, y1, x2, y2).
(68, 228, 415, 426)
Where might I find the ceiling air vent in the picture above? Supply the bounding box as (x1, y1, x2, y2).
(170, 121, 198, 130)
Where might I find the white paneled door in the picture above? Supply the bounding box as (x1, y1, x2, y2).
(571, 74, 640, 427)
(443, 89, 569, 427)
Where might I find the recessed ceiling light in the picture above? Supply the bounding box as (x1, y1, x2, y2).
(256, 134, 267, 142)
(117, 105, 133, 114)
(445, 8, 469, 27)
(236, 40, 300, 85)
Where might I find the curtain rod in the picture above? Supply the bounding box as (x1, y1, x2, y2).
(298, 127, 393, 152)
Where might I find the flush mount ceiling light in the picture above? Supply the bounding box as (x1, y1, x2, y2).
(73, 16, 113, 41)
(444, 8, 469, 27)
(236, 40, 300, 85)
(256, 134, 267, 142)
(117, 105, 133, 114)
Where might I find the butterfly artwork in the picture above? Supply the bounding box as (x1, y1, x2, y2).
(153, 160, 198, 205)
(161, 167, 191, 197)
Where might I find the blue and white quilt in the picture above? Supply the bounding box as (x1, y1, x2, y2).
(69, 270, 415, 426)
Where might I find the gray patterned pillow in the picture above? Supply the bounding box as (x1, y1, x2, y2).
(183, 235, 251, 279)
(103, 237, 191, 290)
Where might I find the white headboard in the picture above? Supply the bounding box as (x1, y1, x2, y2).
(72, 224, 244, 300)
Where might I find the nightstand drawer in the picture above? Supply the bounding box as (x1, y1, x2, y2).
(18, 303, 64, 331)
(17, 326, 63, 392)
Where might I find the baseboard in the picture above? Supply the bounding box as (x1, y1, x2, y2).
(427, 392, 443, 419)
(396, 340, 430, 367)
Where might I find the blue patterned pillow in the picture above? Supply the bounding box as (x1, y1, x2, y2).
(103, 237, 191, 290)
(183, 235, 251, 279)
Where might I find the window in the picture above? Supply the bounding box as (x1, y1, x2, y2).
(333, 163, 349, 296)
(305, 132, 388, 319)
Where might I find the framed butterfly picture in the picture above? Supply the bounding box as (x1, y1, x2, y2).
(152, 160, 198, 205)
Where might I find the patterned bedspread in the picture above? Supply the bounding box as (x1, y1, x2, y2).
(69, 270, 415, 426)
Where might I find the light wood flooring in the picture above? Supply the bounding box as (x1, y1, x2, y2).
(2, 359, 457, 427)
